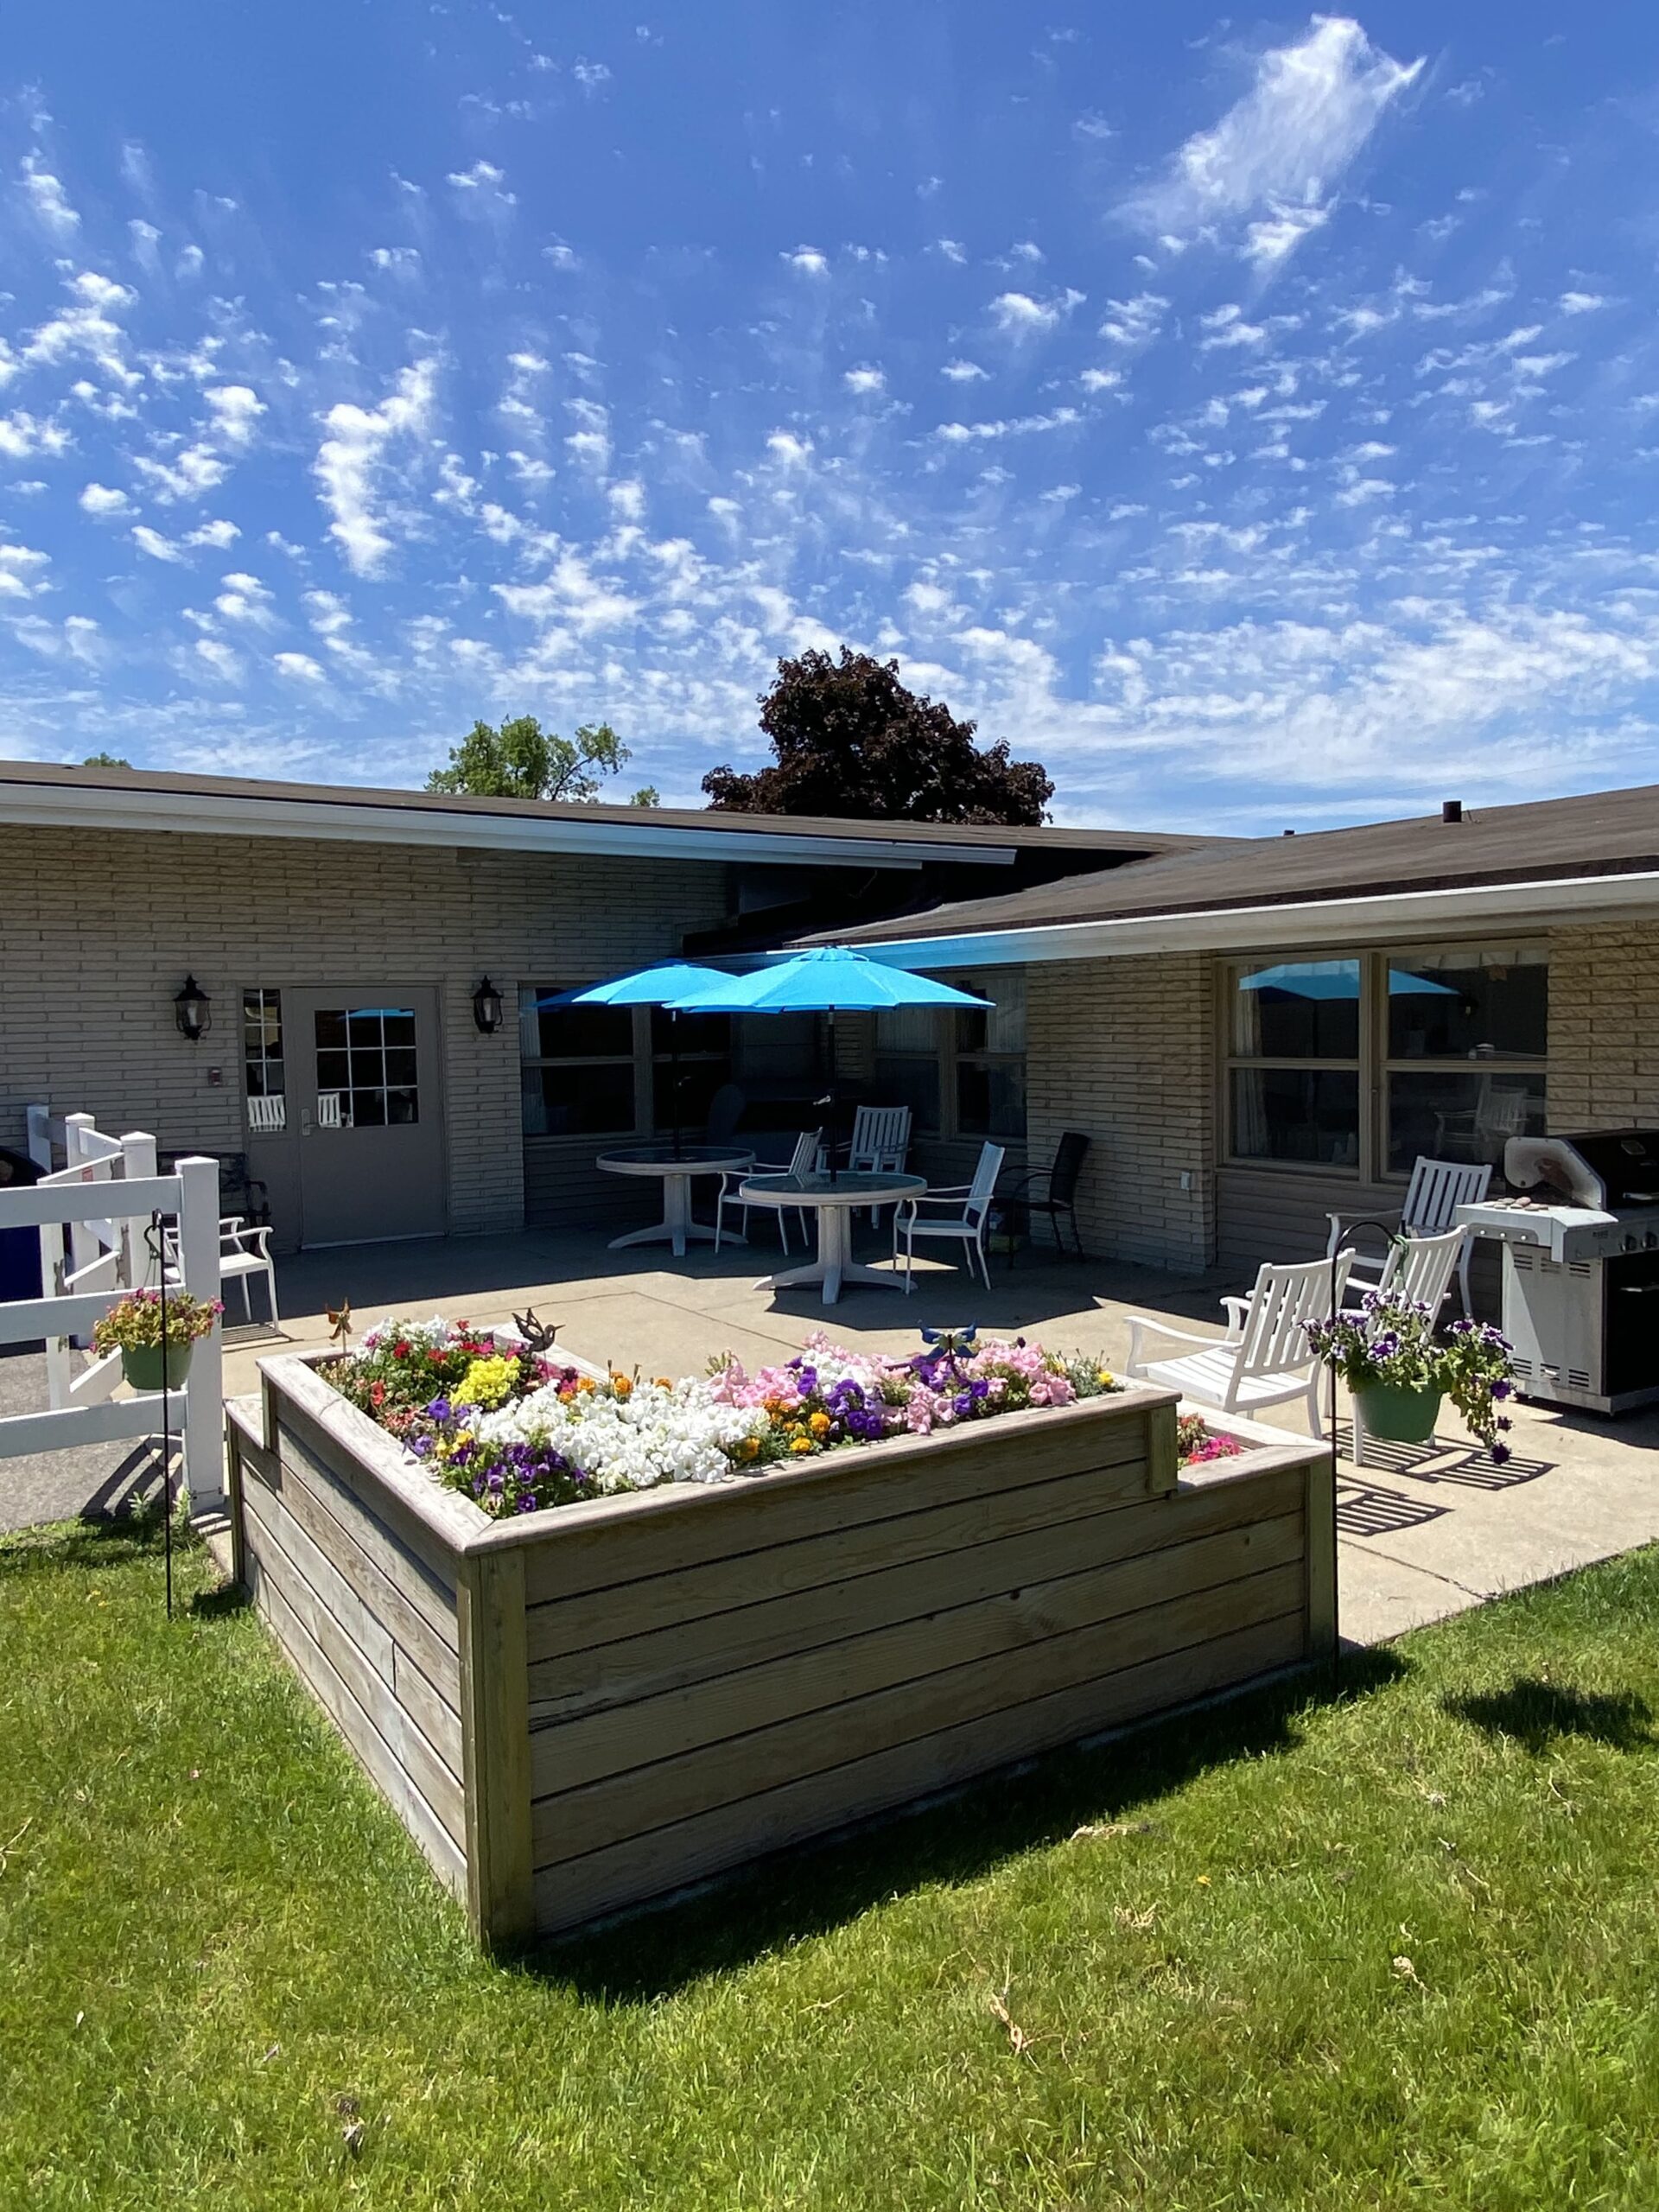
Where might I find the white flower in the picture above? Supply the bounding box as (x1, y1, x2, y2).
(475, 1375, 767, 1494)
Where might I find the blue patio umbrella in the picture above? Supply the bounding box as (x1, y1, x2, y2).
(670, 945, 990, 1179)
(542, 962, 736, 1156)
(1238, 962, 1457, 998)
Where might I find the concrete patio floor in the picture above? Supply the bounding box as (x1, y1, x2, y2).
(9, 1220, 1656, 1645)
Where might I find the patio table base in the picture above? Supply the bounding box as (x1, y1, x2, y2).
(743, 1177, 924, 1306)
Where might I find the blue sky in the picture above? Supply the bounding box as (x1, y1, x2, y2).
(0, 5, 1653, 830)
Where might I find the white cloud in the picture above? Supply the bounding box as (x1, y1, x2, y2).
(132, 524, 184, 563)
(766, 429, 813, 465)
(1097, 293, 1167, 346)
(0, 538, 49, 598)
(194, 637, 243, 680)
(573, 59, 612, 89)
(931, 238, 968, 264)
(205, 385, 265, 447)
(133, 443, 227, 502)
(0, 410, 70, 460)
(843, 365, 886, 394)
(447, 159, 516, 204)
(274, 651, 327, 682)
(79, 482, 130, 518)
(564, 397, 611, 474)
(185, 518, 240, 549)
(313, 358, 438, 575)
(1078, 366, 1122, 393)
(21, 152, 79, 236)
(1122, 16, 1421, 264)
(1559, 290, 1605, 315)
(989, 289, 1084, 334)
(784, 245, 829, 276)
(941, 359, 988, 382)
(215, 571, 276, 626)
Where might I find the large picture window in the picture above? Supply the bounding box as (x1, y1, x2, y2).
(519, 987, 637, 1138)
(1225, 944, 1548, 1179)
(872, 969, 1027, 1143)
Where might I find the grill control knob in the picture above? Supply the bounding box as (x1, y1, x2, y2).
(1647, 1231, 1659, 1249)
(1624, 1233, 1640, 1252)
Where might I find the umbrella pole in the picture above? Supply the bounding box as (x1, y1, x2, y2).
(670, 1010, 682, 1161)
(828, 1005, 837, 1185)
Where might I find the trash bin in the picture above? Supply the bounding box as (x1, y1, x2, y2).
(0, 1145, 44, 1303)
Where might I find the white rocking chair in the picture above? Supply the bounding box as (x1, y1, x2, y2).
(893, 1141, 1004, 1290)
(840, 1103, 912, 1224)
(715, 1127, 819, 1253)
(1338, 1225, 1469, 1468)
(1326, 1154, 1491, 1316)
(1126, 1254, 1353, 1439)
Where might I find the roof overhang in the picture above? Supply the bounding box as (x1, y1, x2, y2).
(842, 868, 1659, 969)
(0, 776, 1025, 872)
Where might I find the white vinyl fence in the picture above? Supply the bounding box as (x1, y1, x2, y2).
(3, 1109, 224, 1513)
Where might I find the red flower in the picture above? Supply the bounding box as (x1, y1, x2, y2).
(370, 1380, 386, 1406)
(393, 1341, 410, 1359)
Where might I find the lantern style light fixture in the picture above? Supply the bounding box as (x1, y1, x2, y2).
(472, 975, 505, 1035)
(173, 974, 212, 1041)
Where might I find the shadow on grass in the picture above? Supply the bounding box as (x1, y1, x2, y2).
(0, 1508, 168, 1575)
(190, 1578, 252, 1619)
(1445, 1676, 1656, 1754)
(531, 1642, 1408, 2004)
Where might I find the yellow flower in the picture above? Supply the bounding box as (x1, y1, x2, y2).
(808, 1410, 832, 1435)
(610, 1372, 633, 1398)
(653, 1376, 673, 1389)
(577, 1376, 596, 1395)
(1096, 1369, 1116, 1388)
(737, 1435, 760, 1461)
(452, 1353, 519, 1409)
(789, 1436, 814, 1454)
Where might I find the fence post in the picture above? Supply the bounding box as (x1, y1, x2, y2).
(175, 1155, 225, 1517)
(118, 1133, 159, 1289)
(24, 1105, 54, 1172)
(63, 1113, 100, 1282)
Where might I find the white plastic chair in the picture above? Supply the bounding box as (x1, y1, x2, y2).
(1342, 1226, 1468, 1467)
(1327, 1155, 1491, 1315)
(164, 1215, 280, 1326)
(246, 1093, 286, 1135)
(1126, 1254, 1353, 1440)
(715, 1127, 819, 1253)
(893, 1141, 1004, 1290)
(843, 1103, 912, 1224)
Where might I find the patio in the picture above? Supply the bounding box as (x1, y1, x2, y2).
(196, 1225, 1659, 1649)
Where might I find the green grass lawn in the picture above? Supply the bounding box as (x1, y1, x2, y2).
(3, 1515, 1658, 2212)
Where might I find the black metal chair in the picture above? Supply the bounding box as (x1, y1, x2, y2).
(1006, 1131, 1090, 1260)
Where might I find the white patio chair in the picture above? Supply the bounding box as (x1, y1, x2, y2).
(715, 1126, 819, 1253)
(842, 1103, 912, 1224)
(893, 1141, 1004, 1290)
(163, 1215, 280, 1326)
(1126, 1254, 1353, 1440)
(246, 1093, 286, 1135)
(1326, 1155, 1491, 1315)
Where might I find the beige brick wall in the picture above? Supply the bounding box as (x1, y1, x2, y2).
(1, 826, 730, 1239)
(1026, 954, 1217, 1272)
(1546, 919, 1659, 1131)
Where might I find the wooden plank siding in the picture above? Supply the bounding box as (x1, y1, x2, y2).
(238, 1356, 1328, 1948)
(1216, 1164, 1502, 1314)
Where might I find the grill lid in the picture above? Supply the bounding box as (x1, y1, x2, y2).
(1504, 1129, 1659, 1213)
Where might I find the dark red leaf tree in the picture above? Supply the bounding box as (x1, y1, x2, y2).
(702, 647, 1053, 825)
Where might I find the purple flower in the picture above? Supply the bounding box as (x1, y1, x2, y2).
(426, 1395, 453, 1422)
(1491, 1442, 1512, 1465)
(1491, 1379, 1513, 1401)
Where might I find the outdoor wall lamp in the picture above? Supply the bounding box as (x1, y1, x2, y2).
(472, 976, 505, 1035)
(173, 975, 212, 1041)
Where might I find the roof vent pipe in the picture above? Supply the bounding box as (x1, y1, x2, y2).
(1442, 798, 1464, 823)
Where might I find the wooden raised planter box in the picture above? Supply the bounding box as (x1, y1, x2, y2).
(226, 1355, 1332, 1949)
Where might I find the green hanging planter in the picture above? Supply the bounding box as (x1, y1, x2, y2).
(120, 1339, 195, 1394)
(1353, 1379, 1442, 1445)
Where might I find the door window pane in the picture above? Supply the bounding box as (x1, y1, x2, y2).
(315, 1006, 419, 1129)
(1387, 1072, 1546, 1173)
(1231, 961, 1360, 1059)
(952, 969, 1025, 1056)
(1386, 946, 1548, 1060)
(1230, 1069, 1360, 1166)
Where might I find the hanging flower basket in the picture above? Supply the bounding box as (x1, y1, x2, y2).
(119, 1339, 196, 1394)
(1351, 1378, 1443, 1445)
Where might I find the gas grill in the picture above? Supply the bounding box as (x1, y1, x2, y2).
(1455, 1130, 1659, 1414)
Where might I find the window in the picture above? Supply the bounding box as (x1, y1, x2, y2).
(649, 1006, 733, 1133)
(955, 968, 1027, 1140)
(874, 1003, 944, 1136)
(243, 988, 286, 1132)
(1224, 944, 1548, 1178)
(314, 1005, 420, 1127)
(1382, 944, 1547, 1173)
(1226, 961, 1361, 1168)
(520, 986, 637, 1138)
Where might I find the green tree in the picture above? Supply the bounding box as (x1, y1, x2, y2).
(82, 751, 130, 768)
(702, 647, 1053, 825)
(426, 716, 657, 805)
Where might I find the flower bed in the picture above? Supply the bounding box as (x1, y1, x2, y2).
(330, 1319, 1135, 1517)
(230, 1325, 1331, 1951)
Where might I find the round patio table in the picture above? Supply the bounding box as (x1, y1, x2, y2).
(739, 1169, 927, 1306)
(596, 1143, 753, 1259)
